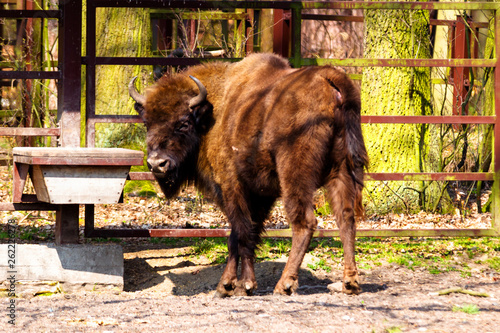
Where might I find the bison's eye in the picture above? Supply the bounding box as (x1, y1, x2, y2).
(176, 120, 191, 133)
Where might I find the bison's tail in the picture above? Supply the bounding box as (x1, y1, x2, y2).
(320, 67, 369, 216)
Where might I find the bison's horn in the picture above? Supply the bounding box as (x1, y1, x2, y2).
(188, 75, 207, 108)
(129, 76, 146, 105)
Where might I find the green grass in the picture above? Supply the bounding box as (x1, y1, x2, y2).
(256, 239, 293, 261)
(191, 238, 227, 264)
(149, 237, 179, 245)
(124, 180, 157, 198)
(307, 258, 332, 272)
(151, 237, 500, 277)
(452, 304, 480, 314)
(486, 257, 500, 271)
(315, 202, 332, 217)
(18, 225, 51, 241)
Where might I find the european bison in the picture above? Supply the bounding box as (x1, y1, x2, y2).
(129, 53, 368, 297)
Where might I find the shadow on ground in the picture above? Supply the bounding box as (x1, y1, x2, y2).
(123, 247, 337, 296)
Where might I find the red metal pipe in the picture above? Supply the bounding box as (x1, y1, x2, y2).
(361, 115, 496, 124)
(85, 227, 499, 238)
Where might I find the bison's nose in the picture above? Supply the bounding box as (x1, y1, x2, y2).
(147, 157, 171, 174)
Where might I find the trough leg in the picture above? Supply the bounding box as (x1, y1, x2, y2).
(55, 204, 80, 244)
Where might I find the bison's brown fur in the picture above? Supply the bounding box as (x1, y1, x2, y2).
(131, 53, 368, 296)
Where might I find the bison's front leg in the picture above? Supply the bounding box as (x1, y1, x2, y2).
(216, 233, 258, 297)
(234, 256, 257, 296)
(215, 232, 239, 297)
(215, 191, 259, 297)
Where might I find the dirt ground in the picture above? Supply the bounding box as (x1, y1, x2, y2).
(1, 242, 498, 332)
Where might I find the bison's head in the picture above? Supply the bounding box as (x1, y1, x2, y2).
(129, 75, 213, 198)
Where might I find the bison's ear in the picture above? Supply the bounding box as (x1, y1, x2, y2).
(134, 102, 146, 122)
(192, 103, 214, 133)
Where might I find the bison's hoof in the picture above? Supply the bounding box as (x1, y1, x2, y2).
(273, 277, 298, 296)
(233, 280, 257, 296)
(342, 278, 362, 295)
(234, 286, 252, 296)
(214, 280, 235, 298)
(214, 290, 231, 298)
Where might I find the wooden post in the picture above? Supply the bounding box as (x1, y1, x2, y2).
(58, 0, 82, 148)
(56, 0, 83, 244)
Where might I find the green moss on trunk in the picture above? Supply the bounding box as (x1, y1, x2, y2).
(94, 8, 152, 148)
(362, 1, 434, 214)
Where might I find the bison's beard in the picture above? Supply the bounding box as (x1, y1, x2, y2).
(153, 158, 195, 199)
(155, 175, 184, 199)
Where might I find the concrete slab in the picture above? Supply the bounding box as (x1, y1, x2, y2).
(0, 243, 123, 295)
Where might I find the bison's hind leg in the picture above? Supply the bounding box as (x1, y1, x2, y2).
(274, 191, 318, 296)
(325, 174, 362, 295)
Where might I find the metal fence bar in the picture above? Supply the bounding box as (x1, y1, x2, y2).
(0, 71, 60, 79)
(0, 9, 60, 18)
(85, 227, 500, 239)
(365, 173, 494, 182)
(0, 128, 60, 136)
(302, 58, 496, 67)
(362, 116, 496, 124)
(85, 56, 204, 66)
(83, 57, 495, 68)
(85, 2, 98, 147)
(128, 172, 494, 182)
(89, 1, 499, 11)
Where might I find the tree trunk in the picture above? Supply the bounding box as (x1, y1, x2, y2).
(94, 8, 151, 147)
(361, 2, 433, 214)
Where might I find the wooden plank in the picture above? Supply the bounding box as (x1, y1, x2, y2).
(14, 156, 143, 166)
(12, 163, 29, 203)
(12, 147, 144, 166)
(34, 165, 130, 204)
(30, 165, 50, 202)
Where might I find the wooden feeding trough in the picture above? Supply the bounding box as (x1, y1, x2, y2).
(12, 147, 144, 204)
